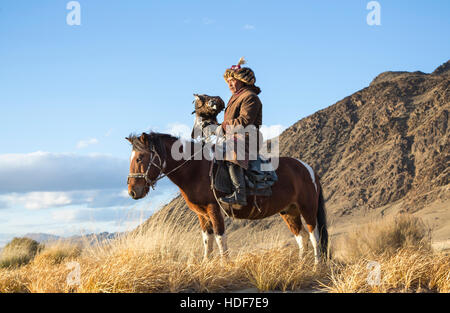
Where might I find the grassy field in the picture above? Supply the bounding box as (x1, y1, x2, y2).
(0, 211, 448, 293)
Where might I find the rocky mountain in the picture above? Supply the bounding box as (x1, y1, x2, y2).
(23, 233, 61, 243)
(280, 60, 449, 215)
(23, 232, 121, 246)
(139, 60, 450, 242)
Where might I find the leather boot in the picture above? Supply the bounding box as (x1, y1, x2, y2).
(219, 162, 247, 208)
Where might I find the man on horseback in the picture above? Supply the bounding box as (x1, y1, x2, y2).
(218, 58, 263, 208)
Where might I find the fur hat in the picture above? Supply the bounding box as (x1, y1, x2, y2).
(224, 57, 256, 85)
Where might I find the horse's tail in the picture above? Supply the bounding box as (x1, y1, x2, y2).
(317, 180, 329, 259)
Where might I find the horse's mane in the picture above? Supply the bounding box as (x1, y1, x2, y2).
(128, 132, 180, 155)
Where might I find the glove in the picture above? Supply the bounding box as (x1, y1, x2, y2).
(215, 124, 224, 137)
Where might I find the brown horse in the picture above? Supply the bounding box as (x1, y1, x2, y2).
(126, 132, 328, 264)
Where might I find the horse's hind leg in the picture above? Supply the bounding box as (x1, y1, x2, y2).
(280, 204, 307, 258)
(301, 209, 321, 265)
(197, 214, 214, 260)
(206, 204, 228, 258)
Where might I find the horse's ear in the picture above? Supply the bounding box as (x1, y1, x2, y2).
(139, 133, 148, 144)
(125, 137, 132, 143)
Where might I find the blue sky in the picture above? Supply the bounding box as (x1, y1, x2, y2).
(0, 0, 449, 246)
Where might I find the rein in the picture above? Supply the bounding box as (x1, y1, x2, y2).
(127, 135, 211, 189)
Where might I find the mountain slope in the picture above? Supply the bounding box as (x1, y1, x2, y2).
(22, 232, 121, 246)
(281, 60, 449, 215)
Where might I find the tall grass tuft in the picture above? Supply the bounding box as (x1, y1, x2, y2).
(323, 249, 450, 293)
(33, 241, 82, 265)
(337, 213, 432, 262)
(323, 213, 447, 293)
(0, 237, 43, 268)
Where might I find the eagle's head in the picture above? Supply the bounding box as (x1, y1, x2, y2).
(192, 94, 225, 119)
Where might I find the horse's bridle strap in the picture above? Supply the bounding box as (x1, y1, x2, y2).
(127, 133, 213, 189)
(127, 148, 164, 189)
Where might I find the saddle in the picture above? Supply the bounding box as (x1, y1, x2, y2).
(210, 155, 278, 197)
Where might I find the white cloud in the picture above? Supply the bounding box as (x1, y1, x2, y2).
(2, 192, 71, 210)
(260, 124, 286, 140)
(25, 192, 72, 210)
(48, 187, 178, 223)
(76, 138, 99, 149)
(52, 209, 78, 222)
(243, 24, 255, 30)
(202, 18, 215, 25)
(164, 122, 192, 140)
(0, 188, 145, 210)
(0, 151, 128, 193)
(119, 189, 129, 198)
(0, 148, 177, 214)
(159, 122, 285, 142)
(0, 199, 9, 210)
(105, 129, 113, 137)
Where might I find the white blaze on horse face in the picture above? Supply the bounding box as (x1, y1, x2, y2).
(296, 159, 317, 192)
(130, 150, 136, 163)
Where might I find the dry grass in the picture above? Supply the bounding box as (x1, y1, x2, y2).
(323, 213, 449, 293)
(323, 249, 450, 293)
(0, 211, 447, 293)
(336, 213, 432, 261)
(33, 241, 82, 265)
(239, 248, 327, 291)
(0, 237, 43, 269)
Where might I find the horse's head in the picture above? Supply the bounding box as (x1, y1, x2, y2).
(125, 133, 167, 200)
(191, 94, 225, 118)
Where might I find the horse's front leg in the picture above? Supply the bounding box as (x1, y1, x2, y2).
(206, 204, 228, 258)
(197, 214, 214, 260)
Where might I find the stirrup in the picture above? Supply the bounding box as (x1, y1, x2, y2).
(219, 192, 247, 208)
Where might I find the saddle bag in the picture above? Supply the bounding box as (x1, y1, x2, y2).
(212, 155, 278, 197)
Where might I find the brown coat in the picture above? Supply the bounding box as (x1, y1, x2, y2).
(221, 86, 263, 169)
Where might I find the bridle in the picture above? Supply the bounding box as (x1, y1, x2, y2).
(127, 135, 210, 190)
(127, 145, 166, 190)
